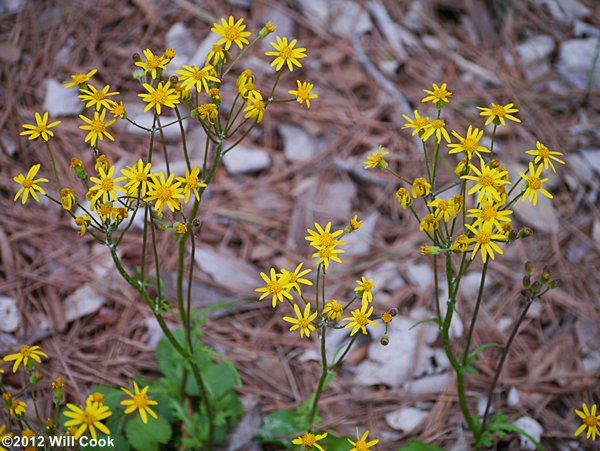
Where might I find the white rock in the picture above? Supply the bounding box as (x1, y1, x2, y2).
(557, 38, 600, 90)
(582, 350, 600, 374)
(0, 296, 19, 332)
(405, 263, 433, 292)
(532, 0, 589, 23)
(513, 416, 543, 450)
(573, 20, 600, 38)
(45, 79, 81, 116)
(516, 35, 554, 80)
(279, 123, 319, 162)
(165, 23, 198, 70)
(507, 387, 520, 407)
(64, 284, 106, 322)
(497, 316, 513, 333)
(222, 146, 271, 174)
(263, 4, 295, 38)
(344, 213, 379, 256)
(319, 179, 357, 220)
(593, 221, 600, 246)
(364, 261, 405, 291)
(581, 149, 600, 174)
(189, 33, 220, 68)
(331, 0, 372, 38)
(194, 247, 260, 292)
(297, 0, 329, 24)
(0, 135, 17, 156)
(459, 272, 484, 301)
(513, 194, 559, 233)
(144, 316, 164, 347)
(384, 407, 428, 433)
(405, 373, 451, 394)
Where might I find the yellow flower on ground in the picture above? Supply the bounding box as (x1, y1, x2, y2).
(78, 84, 119, 111)
(121, 159, 154, 197)
(575, 403, 600, 440)
(421, 83, 452, 104)
(64, 69, 98, 88)
(396, 187, 411, 209)
(428, 198, 458, 223)
(411, 177, 431, 198)
(448, 125, 490, 159)
(283, 303, 318, 338)
(402, 110, 430, 135)
(63, 398, 111, 440)
(120, 381, 158, 424)
(75, 214, 92, 236)
(139, 81, 180, 115)
(292, 431, 328, 450)
(519, 162, 553, 206)
(312, 245, 344, 271)
(305, 222, 345, 250)
(266, 36, 307, 71)
(244, 93, 266, 123)
(348, 428, 379, 451)
(355, 276, 375, 303)
(176, 64, 220, 94)
(343, 302, 378, 336)
(525, 141, 565, 173)
(88, 166, 127, 207)
(421, 118, 451, 143)
(79, 109, 116, 147)
(465, 223, 505, 263)
(176, 166, 206, 203)
(13, 164, 48, 204)
(322, 300, 343, 322)
(364, 146, 389, 169)
(145, 172, 185, 213)
(211, 16, 252, 50)
(135, 49, 169, 79)
(10, 399, 27, 416)
(477, 102, 520, 126)
(281, 263, 312, 295)
(255, 268, 294, 308)
(207, 44, 227, 65)
(462, 159, 510, 203)
(288, 80, 318, 108)
(419, 213, 439, 233)
(3, 345, 48, 373)
(20, 112, 61, 141)
(467, 200, 512, 230)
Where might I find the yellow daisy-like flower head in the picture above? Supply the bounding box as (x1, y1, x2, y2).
(575, 403, 600, 440)
(255, 268, 293, 308)
(0, 424, 13, 450)
(428, 198, 457, 223)
(348, 215, 363, 231)
(312, 245, 344, 271)
(421, 118, 451, 143)
(10, 399, 27, 417)
(109, 101, 127, 119)
(79, 109, 116, 147)
(88, 165, 127, 207)
(283, 303, 318, 339)
(525, 141, 565, 173)
(211, 16, 252, 50)
(289, 80, 318, 109)
(139, 81, 180, 115)
(411, 177, 431, 198)
(462, 158, 510, 203)
(348, 428, 379, 451)
(78, 84, 119, 111)
(396, 187, 411, 209)
(63, 398, 112, 440)
(176, 64, 220, 94)
(64, 69, 97, 88)
(448, 125, 490, 159)
(207, 44, 227, 66)
(419, 213, 439, 233)
(364, 146, 389, 169)
(176, 166, 207, 203)
(120, 381, 158, 424)
(450, 234, 470, 253)
(519, 162, 552, 206)
(163, 48, 176, 60)
(196, 104, 219, 124)
(305, 222, 345, 250)
(265, 36, 307, 72)
(402, 110, 430, 136)
(421, 83, 452, 105)
(135, 49, 169, 80)
(144, 172, 185, 214)
(467, 200, 512, 230)
(13, 164, 48, 205)
(355, 276, 375, 303)
(322, 300, 343, 322)
(292, 431, 328, 450)
(343, 302, 378, 336)
(60, 188, 77, 211)
(281, 263, 313, 295)
(75, 214, 92, 236)
(477, 102, 521, 126)
(244, 92, 266, 123)
(121, 159, 154, 197)
(20, 112, 61, 141)
(465, 223, 505, 263)
(3, 344, 48, 373)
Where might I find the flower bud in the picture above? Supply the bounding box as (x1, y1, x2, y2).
(522, 275, 531, 288)
(389, 308, 398, 317)
(380, 335, 389, 346)
(132, 52, 141, 62)
(259, 21, 277, 38)
(30, 371, 43, 385)
(70, 158, 87, 180)
(548, 279, 559, 289)
(490, 159, 501, 169)
(381, 312, 393, 324)
(518, 227, 533, 239)
(524, 261, 533, 275)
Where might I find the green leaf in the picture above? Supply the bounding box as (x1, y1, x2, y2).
(259, 409, 302, 441)
(409, 317, 440, 330)
(319, 433, 351, 451)
(125, 414, 172, 451)
(398, 440, 444, 450)
(467, 342, 504, 360)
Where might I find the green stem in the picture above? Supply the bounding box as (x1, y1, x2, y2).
(462, 260, 489, 365)
(175, 107, 192, 172)
(44, 141, 61, 190)
(308, 325, 328, 429)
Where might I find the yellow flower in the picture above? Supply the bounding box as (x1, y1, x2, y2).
(135, 49, 169, 79)
(355, 276, 375, 303)
(402, 110, 430, 135)
(283, 303, 318, 338)
(89, 166, 127, 207)
(322, 300, 343, 322)
(575, 403, 600, 440)
(349, 215, 362, 231)
(477, 102, 520, 126)
(10, 399, 27, 416)
(260, 21, 278, 38)
(109, 101, 127, 119)
(95, 203, 113, 222)
(288, 80, 318, 108)
(312, 245, 344, 270)
(64, 68, 97, 88)
(0, 424, 12, 451)
(63, 398, 111, 440)
(421, 118, 451, 143)
(176, 64, 220, 93)
(525, 141, 565, 173)
(428, 198, 457, 223)
(145, 172, 185, 213)
(139, 81, 180, 115)
(519, 162, 552, 206)
(265, 36, 307, 72)
(3, 345, 48, 373)
(176, 166, 206, 203)
(121, 159, 154, 197)
(52, 377, 64, 389)
(175, 223, 188, 236)
(343, 301, 378, 336)
(236, 69, 254, 94)
(207, 45, 227, 65)
(211, 16, 252, 50)
(465, 223, 505, 263)
(13, 164, 48, 204)
(454, 156, 471, 176)
(305, 222, 345, 250)
(79, 109, 116, 147)
(364, 146, 389, 169)
(75, 214, 92, 236)
(244, 92, 266, 123)
(396, 187, 411, 209)
(197, 104, 218, 124)
(60, 188, 77, 211)
(255, 268, 294, 308)
(292, 431, 328, 450)
(467, 200, 512, 230)
(419, 213, 439, 233)
(95, 154, 111, 174)
(20, 112, 61, 141)
(281, 263, 313, 295)
(421, 83, 452, 104)
(163, 48, 176, 60)
(348, 428, 379, 451)
(462, 159, 510, 203)
(112, 207, 128, 221)
(120, 381, 158, 424)
(87, 393, 105, 404)
(448, 125, 490, 159)
(411, 177, 431, 198)
(78, 84, 119, 111)
(382, 311, 393, 323)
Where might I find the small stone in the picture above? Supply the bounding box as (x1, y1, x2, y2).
(297, 0, 329, 24)
(405, 373, 451, 394)
(513, 416, 543, 450)
(165, 23, 197, 70)
(144, 317, 164, 348)
(45, 79, 81, 116)
(331, 0, 371, 38)
(188, 33, 220, 69)
(0, 296, 19, 332)
(279, 123, 320, 162)
(384, 407, 428, 433)
(557, 38, 600, 90)
(405, 263, 433, 292)
(364, 261, 405, 291)
(222, 146, 271, 174)
(64, 285, 105, 322)
(343, 213, 379, 256)
(516, 35, 554, 80)
(513, 195, 559, 233)
(580, 149, 600, 174)
(507, 387, 520, 407)
(194, 247, 260, 293)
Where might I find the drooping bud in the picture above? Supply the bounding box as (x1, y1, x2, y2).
(380, 335, 389, 346)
